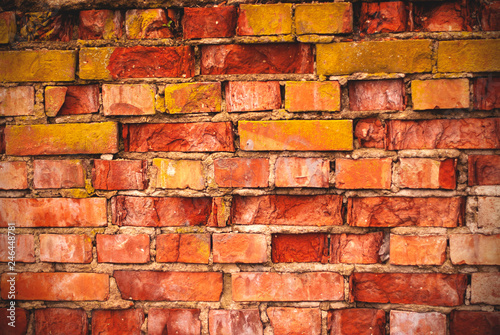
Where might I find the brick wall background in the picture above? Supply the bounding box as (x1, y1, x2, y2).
(0, 0, 499, 334)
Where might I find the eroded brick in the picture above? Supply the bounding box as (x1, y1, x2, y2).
(148, 309, 201, 335)
(0, 234, 35, 263)
(214, 158, 269, 188)
(102, 84, 155, 116)
(97, 234, 150, 264)
(156, 234, 210, 264)
(360, 1, 407, 34)
(478, 197, 500, 229)
(0, 86, 34, 116)
(468, 155, 500, 186)
(474, 77, 500, 110)
(92, 309, 144, 335)
(335, 158, 392, 189)
(413, 1, 470, 32)
(412, 79, 469, 110)
(40, 234, 92, 263)
(164, 82, 221, 114)
(471, 273, 500, 305)
(390, 310, 446, 335)
(225, 81, 281, 112)
(268, 307, 321, 335)
(17, 12, 73, 42)
(213, 233, 267, 263)
(398, 158, 456, 189)
(0, 162, 28, 190)
(272, 233, 328, 263)
(390, 235, 447, 265)
(79, 10, 123, 39)
(45, 85, 99, 116)
(285, 81, 340, 112)
(331, 232, 383, 264)
(125, 9, 173, 39)
(35, 308, 87, 335)
(183, 6, 237, 39)
(209, 310, 263, 335)
(480, 1, 500, 31)
(349, 79, 405, 111)
(355, 119, 385, 148)
(328, 309, 386, 335)
(450, 311, 500, 335)
(0, 12, 16, 44)
(92, 160, 147, 190)
(450, 234, 500, 265)
(275, 157, 329, 188)
(33, 160, 85, 189)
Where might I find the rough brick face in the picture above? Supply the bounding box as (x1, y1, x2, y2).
(390, 310, 446, 335)
(148, 309, 201, 335)
(450, 311, 500, 335)
(355, 118, 385, 148)
(471, 273, 500, 305)
(478, 197, 500, 228)
(285, 81, 340, 112)
(275, 157, 329, 188)
(272, 233, 328, 263)
(209, 310, 263, 335)
(0, 234, 35, 263)
(237, 4, 292, 36)
(335, 158, 392, 189)
(295, 3, 352, 35)
(183, 6, 237, 39)
(390, 234, 447, 265)
(331, 232, 383, 264)
(33, 159, 85, 189)
(468, 155, 500, 186)
(412, 79, 469, 110)
(450, 234, 500, 265)
(360, 1, 407, 34)
(213, 233, 267, 263)
(397, 158, 456, 189)
(0, 86, 34, 116)
(437, 39, 500, 73)
(45, 85, 99, 116)
(92, 160, 148, 190)
(156, 234, 210, 264)
(35, 308, 88, 335)
(214, 158, 269, 188)
(92, 309, 144, 335)
(268, 307, 321, 335)
(0, 308, 28, 335)
(79, 10, 123, 39)
(349, 79, 405, 111)
(413, 1, 469, 32)
(474, 77, 500, 110)
(40, 234, 93, 263)
(328, 309, 386, 335)
(97, 234, 150, 263)
(125, 9, 173, 39)
(225, 81, 281, 112)
(164, 82, 221, 114)
(0, 161, 28, 190)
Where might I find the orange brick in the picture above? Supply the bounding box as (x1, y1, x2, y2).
(398, 158, 456, 189)
(285, 81, 340, 112)
(92, 309, 144, 335)
(213, 233, 267, 263)
(148, 309, 201, 335)
(331, 232, 384, 264)
(209, 310, 263, 335)
(412, 79, 469, 110)
(92, 160, 148, 190)
(268, 308, 321, 335)
(156, 234, 210, 264)
(102, 84, 155, 115)
(275, 157, 329, 188)
(40, 234, 93, 263)
(390, 234, 447, 265)
(0, 234, 34, 263)
(336, 158, 392, 189)
(214, 158, 269, 188)
(0, 86, 34, 116)
(96, 234, 150, 263)
(33, 160, 85, 189)
(0, 162, 28, 190)
(328, 309, 386, 335)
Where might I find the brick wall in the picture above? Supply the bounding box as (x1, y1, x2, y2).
(0, 0, 499, 334)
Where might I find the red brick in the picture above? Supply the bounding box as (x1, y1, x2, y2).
(123, 122, 234, 152)
(33, 159, 85, 189)
(0, 234, 35, 263)
(478, 197, 500, 229)
(209, 310, 263, 335)
(79, 10, 123, 39)
(335, 158, 392, 189)
(480, 1, 500, 31)
(413, 1, 470, 32)
(285, 81, 340, 112)
(40, 234, 92, 263)
(102, 84, 155, 116)
(272, 233, 328, 263)
(412, 79, 469, 110)
(348, 197, 464, 227)
(0, 198, 107, 228)
(183, 6, 237, 39)
(0, 125, 5, 154)
(114, 271, 222, 301)
(214, 158, 269, 188)
(156, 234, 210, 264)
(351, 272, 467, 306)
(213, 233, 267, 263)
(474, 77, 500, 110)
(35, 308, 87, 335)
(0, 308, 28, 335)
(0, 272, 109, 301)
(92, 160, 147, 190)
(275, 157, 329, 188)
(268, 307, 321, 335)
(386, 118, 500, 150)
(0, 162, 28, 190)
(207, 197, 229, 228)
(125, 9, 173, 39)
(355, 119, 385, 149)
(0, 86, 34, 116)
(232, 194, 343, 226)
(112, 196, 212, 227)
(201, 43, 313, 75)
(471, 273, 500, 305)
(232, 272, 343, 301)
(450, 311, 500, 335)
(349, 79, 405, 111)
(45, 85, 99, 116)
(469, 155, 500, 186)
(450, 234, 500, 265)
(17, 12, 73, 42)
(92, 309, 144, 335)
(164, 82, 221, 114)
(398, 158, 456, 189)
(331, 232, 383, 264)
(148, 309, 201, 335)
(97, 234, 150, 264)
(0, 11, 16, 44)
(328, 309, 385, 335)
(237, 4, 292, 36)
(390, 235, 447, 265)
(360, 1, 407, 34)
(225, 81, 281, 112)
(390, 310, 446, 335)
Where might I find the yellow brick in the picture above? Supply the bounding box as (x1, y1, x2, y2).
(237, 4, 292, 36)
(153, 158, 205, 190)
(295, 3, 352, 35)
(164, 82, 221, 114)
(437, 39, 500, 73)
(79, 47, 115, 80)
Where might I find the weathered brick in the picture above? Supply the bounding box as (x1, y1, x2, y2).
(413, 1, 470, 32)
(0, 125, 5, 154)
(328, 309, 386, 335)
(450, 234, 500, 265)
(5, 122, 119, 156)
(125, 9, 173, 39)
(237, 4, 292, 36)
(0, 12, 16, 44)
(102, 84, 155, 116)
(213, 233, 267, 263)
(232, 272, 344, 301)
(0, 308, 28, 335)
(360, 1, 407, 34)
(156, 234, 210, 264)
(33, 160, 85, 189)
(295, 3, 352, 35)
(164, 82, 221, 114)
(390, 311, 446, 335)
(148, 309, 201, 335)
(335, 158, 392, 189)
(348, 197, 464, 227)
(478, 197, 500, 229)
(0, 86, 34, 116)
(123, 122, 234, 152)
(0, 234, 35, 263)
(275, 157, 329, 188)
(471, 273, 500, 305)
(268, 307, 321, 335)
(209, 310, 263, 335)
(225, 81, 281, 112)
(17, 12, 73, 42)
(390, 234, 447, 265)
(469, 155, 500, 186)
(40, 234, 92, 263)
(317, 40, 432, 75)
(78, 10, 123, 39)
(386, 118, 500, 150)
(349, 79, 405, 111)
(398, 158, 456, 189)
(153, 158, 204, 190)
(0, 198, 107, 228)
(207, 197, 230, 228)
(438, 39, 500, 72)
(351, 273, 467, 306)
(92, 160, 147, 190)
(232, 194, 343, 226)
(0, 272, 109, 301)
(239, 120, 353, 151)
(474, 77, 500, 110)
(0, 50, 76, 82)
(412, 79, 469, 110)
(114, 271, 222, 301)
(35, 308, 87, 335)
(285, 81, 340, 112)
(112, 196, 212, 227)
(0, 162, 28, 190)
(201, 44, 313, 75)
(183, 6, 237, 39)
(450, 311, 500, 335)
(92, 309, 144, 335)
(480, 1, 500, 31)
(97, 234, 150, 264)
(331, 232, 383, 264)
(214, 158, 269, 188)
(272, 233, 328, 263)
(355, 119, 385, 148)
(45, 85, 99, 116)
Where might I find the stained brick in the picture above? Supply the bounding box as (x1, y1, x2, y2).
(285, 81, 340, 112)
(209, 310, 263, 335)
(79, 10, 123, 39)
(397, 158, 456, 189)
(272, 233, 328, 263)
(0, 234, 35, 263)
(213, 233, 267, 263)
(331, 232, 383, 264)
(148, 309, 201, 335)
(35, 308, 88, 335)
(349, 79, 405, 111)
(0, 162, 28, 190)
(125, 9, 173, 39)
(92, 309, 144, 335)
(437, 39, 500, 73)
(355, 119, 385, 148)
(295, 3, 352, 35)
(33, 160, 85, 189)
(412, 79, 469, 110)
(40, 234, 92, 263)
(214, 158, 269, 188)
(164, 82, 221, 114)
(268, 307, 321, 335)
(97, 234, 150, 264)
(480, 1, 500, 31)
(328, 309, 386, 335)
(225, 81, 281, 112)
(471, 273, 500, 305)
(0, 86, 34, 116)
(0, 308, 28, 335)
(450, 311, 500, 335)
(17, 12, 72, 42)
(153, 158, 204, 190)
(275, 157, 329, 188)
(0, 12, 16, 44)
(360, 1, 407, 34)
(390, 310, 446, 335)
(335, 158, 392, 189)
(183, 6, 237, 39)
(92, 160, 148, 190)
(156, 234, 210, 264)
(45, 85, 99, 116)
(468, 155, 500, 186)
(478, 197, 500, 229)
(413, 1, 470, 32)
(450, 234, 500, 265)
(102, 84, 155, 115)
(0, 125, 5, 154)
(390, 235, 447, 265)
(474, 77, 500, 110)
(238, 4, 292, 36)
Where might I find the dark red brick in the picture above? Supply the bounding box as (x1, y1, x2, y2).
(92, 160, 147, 190)
(0, 125, 5, 154)
(268, 307, 321, 335)
(92, 309, 144, 335)
(349, 79, 405, 111)
(413, 1, 471, 32)
(469, 155, 500, 186)
(481, 1, 500, 31)
(360, 1, 407, 34)
(355, 119, 385, 148)
(148, 309, 201, 335)
(450, 311, 500, 335)
(328, 309, 385, 335)
(272, 234, 328, 263)
(183, 6, 237, 39)
(474, 77, 500, 110)
(209, 310, 263, 335)
(35, 308, 87, 335)
(0, 308, 28, 335)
